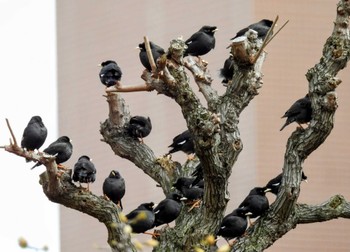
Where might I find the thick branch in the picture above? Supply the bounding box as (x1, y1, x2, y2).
(232, 195, 350, 252)
(154, 28, 268, 252)
(233, 1, 350, 251)
(4, 139, 136, 252)
(100, 92, 175, 192)
(296, 195, 350, 223)
(275, 0, 350, 219)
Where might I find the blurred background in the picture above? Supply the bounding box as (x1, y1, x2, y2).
(1, 0, 349, 251)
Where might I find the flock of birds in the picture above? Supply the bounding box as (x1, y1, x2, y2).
(19, 19, 313, 243)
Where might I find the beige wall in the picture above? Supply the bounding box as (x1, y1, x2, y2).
(57, 1, 350, 251)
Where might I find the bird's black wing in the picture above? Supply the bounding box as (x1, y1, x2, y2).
(125, 210, 139, 220)
(185, 31, 202, 45)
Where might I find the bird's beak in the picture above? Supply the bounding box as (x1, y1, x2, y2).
(153, 203, 158, 208)
(111, 171, 115, 176)
(213, 28, 219, 32)
(264, 188, 272, 193)
(245, 212, 253, 216)
(98, 63, 102, 67)
(135, 46, 140, 50)
(171, 186, 175, 190)
(180, 197, 188, 201)
(303, 179, 308, 183)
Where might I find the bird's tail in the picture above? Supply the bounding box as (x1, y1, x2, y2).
(31, 162, 41, 170)
(279, 122, 288, 131)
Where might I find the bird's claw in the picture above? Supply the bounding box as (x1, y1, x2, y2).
(187, 199, 202, 212)
(56, 170, 64, 179)
(57, 164, 68, 170)
(187, 154, 195, 160)
(151, 230, 161, 239)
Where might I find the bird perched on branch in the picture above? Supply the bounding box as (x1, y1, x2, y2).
(126, 202, 155, 233)
(98, 60, 122, 87)
(184, 26, 218, 57)
(21, 116, 48, 162)
(173, 177, 203, 210)
(280, 94, 312, 131)
(137, 41, 165, 71)
(238, 187, 270, 219)
(265, 172, 308, 195)
(172, 176, 203, 189)
(167, 130, 195, 158)
(31, 136, 73, 169)
(219, 55, 234, 85)
(127, 116, 152, 142)
(217, 208, 248, 242)
(231, 19, 273, 40)
(72, 155, 96, 191)
(103, 170, 126, 210)
(153, 193, 183, 227)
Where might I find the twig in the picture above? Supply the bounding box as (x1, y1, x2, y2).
(251, 15, 284, 64)
(144, 36, 157, 74)
(264, 20, 289, 48)
(5, 118, 18, 146)
(105, 84, 154, 93)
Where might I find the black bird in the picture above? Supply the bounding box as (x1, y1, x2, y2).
(31, 136, 73, 169)
(103, 170, 126, 210)
(184, 26, 218, 57)
(21, 116, 48, 162)
(167, 130, 195, 158)
(173, 176, 203, 189)
(153, 193, 183, 227)
(265, 172, 308, 195)
(238, 187, 270, 218)
(173, 177, 204, 203)
(127, 116, 152, 142)
(125, 202, 155, 233)
(280, 94, 312, 131)
(231, 19, 273, 40)
(99, 60, 122, 87)
(217, 208, 248, 241)
(138, 41, 165, 71)
(219, 55, 234, 85)
(72, 155, 96, 190)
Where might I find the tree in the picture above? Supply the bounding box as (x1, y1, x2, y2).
(3, 1, 350, 251)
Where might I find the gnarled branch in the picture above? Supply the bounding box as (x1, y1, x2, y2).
(3, 120, 136, 252)
(233, 1, 350, 251)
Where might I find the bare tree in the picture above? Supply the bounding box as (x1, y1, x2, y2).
(3, 1, 350, 251)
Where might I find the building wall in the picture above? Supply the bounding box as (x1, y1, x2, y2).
(56, 1, 350, 251)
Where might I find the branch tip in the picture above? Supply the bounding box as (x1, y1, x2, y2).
(5, 118, 18, 146)
(143, 36, 157, 74)
(251, 15, 282, 64)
